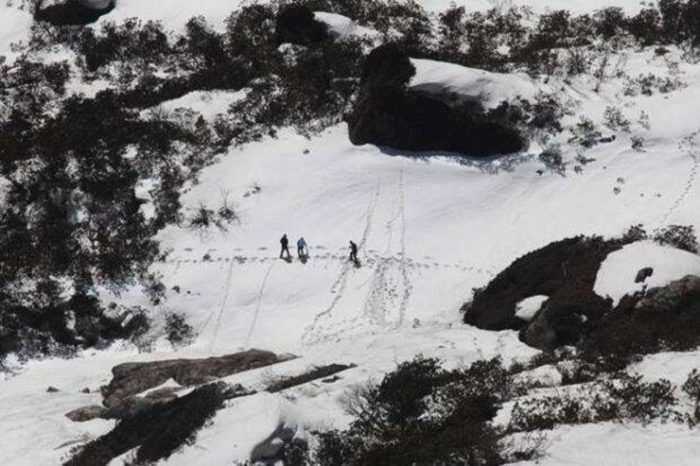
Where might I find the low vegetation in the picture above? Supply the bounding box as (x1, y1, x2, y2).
(305, 353, 699, 465)
(65, 382, 228, 466)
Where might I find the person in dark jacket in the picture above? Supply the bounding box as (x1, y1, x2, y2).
(349, 240, 358, 263)
(280, 234, 291, 259)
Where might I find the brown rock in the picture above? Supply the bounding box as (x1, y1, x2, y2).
(101, 349, 294, 407)
(66, 405, 107, 422)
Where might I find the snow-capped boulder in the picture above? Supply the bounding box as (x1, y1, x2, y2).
(348, 44, 525, 157)
(594, 241, 700, 306)
(34, 0, 115, 26)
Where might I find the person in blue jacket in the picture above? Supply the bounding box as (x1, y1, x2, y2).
(297, 237, 308, 259)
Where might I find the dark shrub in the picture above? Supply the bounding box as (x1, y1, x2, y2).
(313, 357, 512, 465)
(509, 375, 678, 432)
(682, 369, 700, 426)
(653, 225, 698, 253)
(578, 283, 700, 371)
(593, 7, 628, 39)
(628, 7, 662, 45)
(360, 43, 416, 90)
(275, 4, 329, 45)
(164, 312, 195, 348)
(65, 382, 228, 466)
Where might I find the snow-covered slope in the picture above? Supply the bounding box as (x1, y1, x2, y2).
(1, 1, 700, 465)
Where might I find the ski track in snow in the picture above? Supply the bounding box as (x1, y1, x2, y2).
(207, 253, 236, 350)
(245, 262, 276, 345)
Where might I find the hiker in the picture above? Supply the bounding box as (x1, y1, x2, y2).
(297, 237, 307, 258)
(280, 234, 291, 259)
(349, 240, 358, 263)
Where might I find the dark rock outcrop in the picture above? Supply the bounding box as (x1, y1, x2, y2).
(35, 0, 115, 26)
(464, 236, 622, 333)
(101, 349, 292, 408)
(347, 44, 525, 157)
(274, 5, 329, 45)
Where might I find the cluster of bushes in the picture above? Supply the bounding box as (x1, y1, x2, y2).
(65, 382, 229, 466)
(305, 354, 700, 464)
(509, 374, 679, 432)
(311, 357, 528, 466)
(0, 54, 214, 359)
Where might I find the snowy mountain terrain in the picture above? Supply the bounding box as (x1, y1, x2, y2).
(1, 1, 699, 465)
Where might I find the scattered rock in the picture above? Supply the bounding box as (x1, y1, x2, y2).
(66, 405, 108, 422)
(47, 386, 60, 393)
(81, 387, 90, 394)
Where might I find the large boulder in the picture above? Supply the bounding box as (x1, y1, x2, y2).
(101, 349, 292, 407)
(464, 236, 622, 331)
(34, 0, 115, 26)
(347, 44, 525, 157)
(274, 5, 329, 45)
(349, 87, 524, 156)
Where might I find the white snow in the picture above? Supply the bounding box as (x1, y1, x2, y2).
(595, 241, 700, 306)
(313, 12, 377, 41)
(410, 58, 544, 108)
(515, 295, 548, 322)
(148, 90, 246, 121)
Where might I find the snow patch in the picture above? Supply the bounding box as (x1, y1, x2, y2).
(314, 11, 378, 41)
(515, 295, 548, 322)
(594, 241, 700, 306)
(410, 59, 543, 108)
